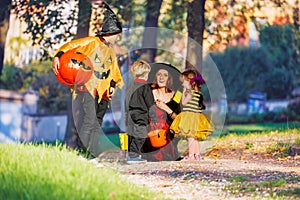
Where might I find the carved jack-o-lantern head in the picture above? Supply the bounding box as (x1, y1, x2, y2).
(56, 49, 94, 86)
(93, 53, 112, 80)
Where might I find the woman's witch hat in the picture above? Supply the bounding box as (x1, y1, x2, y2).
(148, 63, 182, 91)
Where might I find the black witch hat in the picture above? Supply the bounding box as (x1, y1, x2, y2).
(148, 63, 182, 91)
(96, 2, 122, 36)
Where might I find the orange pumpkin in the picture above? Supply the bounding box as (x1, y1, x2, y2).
(56, 49, 94, 86)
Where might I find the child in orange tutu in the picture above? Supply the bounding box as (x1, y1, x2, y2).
(170, 69, 215, 161)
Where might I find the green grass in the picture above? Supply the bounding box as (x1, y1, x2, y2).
(295, 138, 300, 147)
(0, 143, 162, 200)
(277, 188, 300, 197)
(259, 178, 287, 188)
(47, 134, 122, 153)
(245, 142, 254, 149)
(227, 122, 300, 134)
(225, 178, 292, 198)
(229, 176, 248, 182)
(267, 142, 291, 157)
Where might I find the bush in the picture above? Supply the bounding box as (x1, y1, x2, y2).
(285, 101, 300, 121)
(227, 115, 250, 124)
(210, 24, 299, 102)
(210, 47, 273, 102)
(264, 111, 276, 121)
(0, 62, 69, 114)
(0, 64, 26, 90)
(250, 113, 265, 123)
(227, 99, 300, 124)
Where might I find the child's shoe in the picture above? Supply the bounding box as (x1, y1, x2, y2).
(127, 156, 147, 164)
(181, 154, 201, 161)
(181, 155, 196, 161)
(194, 154, 202, 161)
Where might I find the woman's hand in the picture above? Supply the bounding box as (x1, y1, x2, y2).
(155, 99, 173, 114)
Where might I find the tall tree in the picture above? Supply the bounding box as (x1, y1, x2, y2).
(0, 0, 12, 77)
(12, 0, 78, 60)
(185, 0, 205, 71)
(293, 0, 299, 30)
(77, 0, 92, 38)
(10, 0, 92, 147)
(159, 0, 187, 31)
(141, 0, 163, 63)
(204, 0, 299, 52)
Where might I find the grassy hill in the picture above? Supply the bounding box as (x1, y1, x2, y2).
(0, 143, 163, 200)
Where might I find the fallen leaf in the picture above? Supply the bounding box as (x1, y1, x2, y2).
(158, 184, 172, 188)
(240, 156, 246, 160)
(278, 157, 288, 161)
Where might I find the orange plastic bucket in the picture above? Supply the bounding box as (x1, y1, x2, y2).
(148, 129, 167, 148)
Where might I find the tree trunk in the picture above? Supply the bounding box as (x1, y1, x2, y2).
(185, 0, 205, 72)
(64, 0, 92, 147)
(0, 0, 12, 76)
(76, 0, 92, 38)
(293, 0, 299, 30)
(141, 0, 163, 63)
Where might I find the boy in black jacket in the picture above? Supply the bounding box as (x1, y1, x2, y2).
(126, 60, 157, 163)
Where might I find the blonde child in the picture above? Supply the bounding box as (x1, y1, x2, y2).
(170, 69, 214, 161)
(125, 60, 157, 163)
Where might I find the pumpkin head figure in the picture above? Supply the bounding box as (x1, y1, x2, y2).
(56, 49, 94, 86)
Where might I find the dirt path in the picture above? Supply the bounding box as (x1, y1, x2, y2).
(97, 132, 300, 199)
(99, 152, 300, 200)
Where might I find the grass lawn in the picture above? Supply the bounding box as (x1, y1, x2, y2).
(227, 122, 300, 134)
(101, 122, 300, 150)
(0, 143, 163, 200)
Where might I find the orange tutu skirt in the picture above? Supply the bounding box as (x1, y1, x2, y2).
(170, 111, 215, 140)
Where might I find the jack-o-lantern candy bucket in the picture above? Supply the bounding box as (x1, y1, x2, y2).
(148, 129, 167, 148)
(55, 49, 94, 86)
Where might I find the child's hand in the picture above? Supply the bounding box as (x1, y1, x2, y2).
(183, 87, 192, 96)
(108, 87, 116, 99)
(182, 79, 191, 90)
(52, 57, 60, 75)
(181, 88, 193, 106)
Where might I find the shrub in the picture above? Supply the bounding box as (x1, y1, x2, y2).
(286, 101, 300, 121)
(295, 138, 300, 147)
(245, 142, 254, 149)
(267, 142, 291, 157)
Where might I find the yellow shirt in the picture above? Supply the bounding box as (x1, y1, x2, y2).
(55, 36, 124, 100)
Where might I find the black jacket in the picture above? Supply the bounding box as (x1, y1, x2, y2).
(128, 83, 157, 127)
